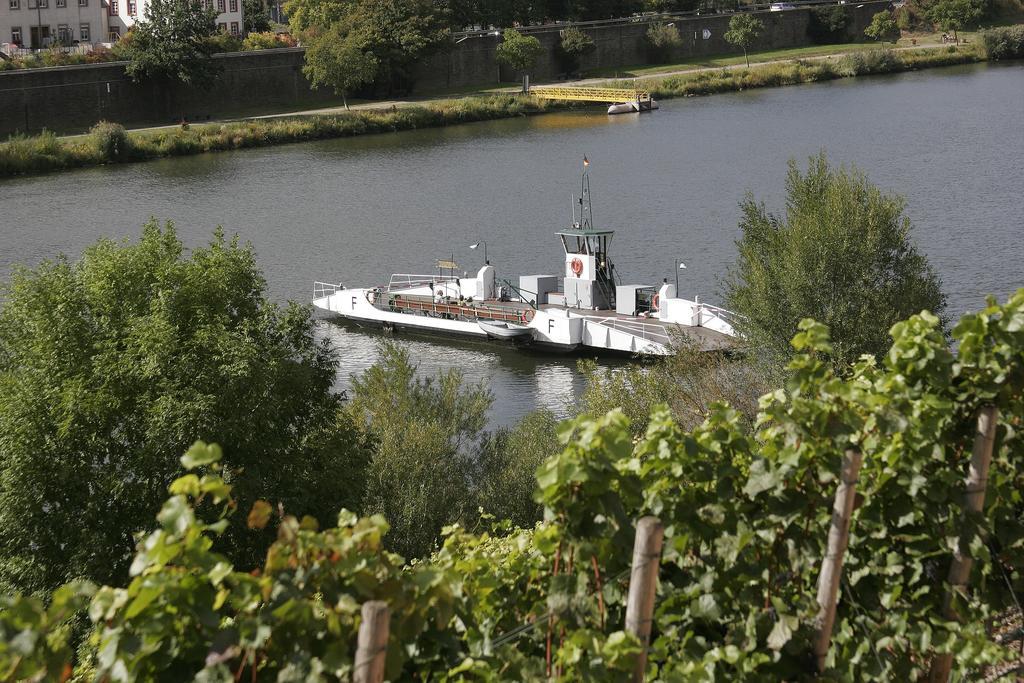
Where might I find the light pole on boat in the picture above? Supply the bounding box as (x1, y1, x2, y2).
(675, 261, 686, 296)
(469, 241, 488, 265)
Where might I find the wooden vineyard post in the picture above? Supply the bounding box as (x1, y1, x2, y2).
(812, 448, 864, 673)
(625, 516, 664, 683)
(354, 601, 390, 683)
(928, 405, 1000, 683)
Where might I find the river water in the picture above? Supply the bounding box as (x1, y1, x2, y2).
(2, 62, 1022, 426)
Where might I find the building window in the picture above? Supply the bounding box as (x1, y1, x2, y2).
(216, 0, 224, 10)
(229, 0, 236, 10)
(56, 0, 66, 6)
(79, 22, 89, 41)
(57, 23, 70, 42)
(127, 0, 135, 13)
(108, 0, 115, 14)
(79, 0, 87, 6)
(8, 0, 18, 10)
(217, 21, 226, 31)
(11, 27, 22, 45)
(108, 25, 119, 40)
(36, 0, 45, 6)
(230, 21, 238, 35)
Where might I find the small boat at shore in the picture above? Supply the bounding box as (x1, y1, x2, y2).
(608, 100, 660, 115)
(313, 163, 739, 356)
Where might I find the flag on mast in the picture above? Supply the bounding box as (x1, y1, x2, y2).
(583, 156, 589, 168)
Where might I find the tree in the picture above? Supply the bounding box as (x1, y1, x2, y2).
(285, 0, 450, 94)
(119, 0, 220, 87)
(724, 14, 763, 67)
(303, 25, 378, 109)
(346, 342, 492, 560)
(928, 0, 983, 43)
(725, 153, 947, 369)
(864, 9, 899, 43)
(807, 5, 850, 44)
(242, 0, 272, 33)
(495, 28, 543, 86)
(645, 22, 682, 63)
(556, 26, 595, 74)
(0, 220, 368, 595)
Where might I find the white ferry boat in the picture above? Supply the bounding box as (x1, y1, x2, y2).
(313, 166, 739, 356)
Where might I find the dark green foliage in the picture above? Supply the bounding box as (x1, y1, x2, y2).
(347, 342, 492, 560)
(476, 410, 560, 528)
(242, 0, 272, 33)
(982, 24, 1024, 58)
(557, 26, 596, 74)
(119, 0, 221, 87)
(864, 9, 900, 42)
(303, 24, 378, 108)
(724, 13, 763, 66)
(88, 121, 131, 161)
(808, 4, 851, 44)
(645, 22, 682, 62)
(495, 28, 544, 75)
(285, 0, 450, 94)
(0, 220, 367, 594)
(4, 291, 1024, 679)
(928, 0, 985, 42)
(726, 152, 947, 369)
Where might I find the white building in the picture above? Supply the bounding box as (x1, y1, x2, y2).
(1, 0, 109, 49)
(1, 0, 243, 49)
(108, 0, 244, 41)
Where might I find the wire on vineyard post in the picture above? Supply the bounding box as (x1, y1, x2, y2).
(928, 405, 1000, 683)
(354, 601, 390, 683)
(625, 516, 664, 683)
(813, 447, 864, 673)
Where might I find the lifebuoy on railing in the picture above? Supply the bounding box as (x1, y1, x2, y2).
(523, 309, 535, 323)
(652, 294, 660, 311)
(570, 258, 583, 277)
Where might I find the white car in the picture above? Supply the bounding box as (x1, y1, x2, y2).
(770, 2, 797, 9)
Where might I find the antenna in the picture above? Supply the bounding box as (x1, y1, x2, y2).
(580, 159, 594, 231)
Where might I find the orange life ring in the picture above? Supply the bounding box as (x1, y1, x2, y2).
(570, 257, 584, 276)
(652, 293, 660, 311)
(523, 309, 535, 323)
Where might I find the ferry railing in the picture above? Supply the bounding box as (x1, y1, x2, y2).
(313, 281, 343, 299)
(585, 316, 671, 343)
(385, 273, 459, 293)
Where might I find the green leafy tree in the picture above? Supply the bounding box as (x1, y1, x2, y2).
(928, 0, 984, 43)
(724, 13, 763, 67)
(0, 220, 367, 595)
(726, 152, 947, 369)
(557, 26, 596, 74)
(495, 28, 543, 83)
(865, 9, 900, 43)
(807, 4, 851, 44)
(242, 0, 272, 33)
(645, 22, 682, 63)
(118, 0, 220, 87)
(303, 25, 378, 109)
(346, 342, 492, 559)
(285, 0, 450, 94)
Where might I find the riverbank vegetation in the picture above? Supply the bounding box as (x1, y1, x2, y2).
(1, 154, 1022, 678)
(3, 37, 1016, 178)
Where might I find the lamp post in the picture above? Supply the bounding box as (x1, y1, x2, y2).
(470, 241, 488, 265)
(675, 260, 686, 296)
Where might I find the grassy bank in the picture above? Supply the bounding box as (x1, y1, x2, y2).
(0, 41, 1007, 178)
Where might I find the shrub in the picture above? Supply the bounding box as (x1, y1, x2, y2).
(645, 22, 682, 63)
(207, 30, 243, 53)
(88, 120, 131, 161)
(808, 5, 851, 44)
(981, 25, 1024, 59)
(241, 31, 294, 50)
(557, 26, 595, 74)
(837, 48, 902, 76)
